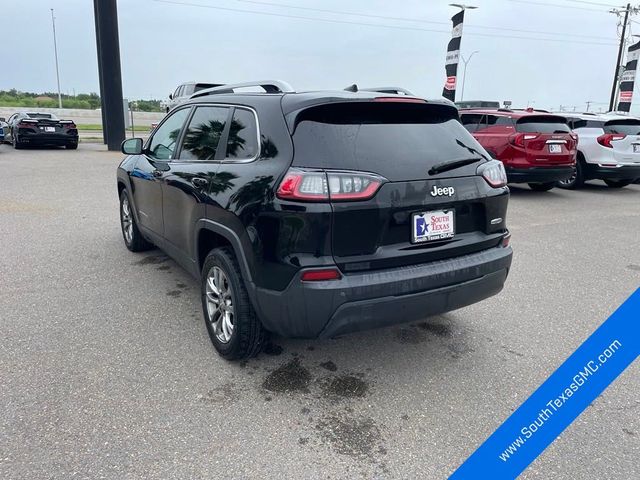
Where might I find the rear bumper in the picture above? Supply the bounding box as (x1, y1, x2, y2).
(18, 132, 78, 145)
(254, 245, 513, 338)
(583, 163, 640, 181)
(505, 166, 574, 184)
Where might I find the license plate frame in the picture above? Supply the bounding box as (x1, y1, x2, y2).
(44, 126, 55, 133)
(412, 210, 455, 244)
(633, 144, 640, 153)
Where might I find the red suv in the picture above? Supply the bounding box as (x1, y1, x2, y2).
(460, 109, 577, 191)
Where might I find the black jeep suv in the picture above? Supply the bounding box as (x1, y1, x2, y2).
(117, 81, 513, 360)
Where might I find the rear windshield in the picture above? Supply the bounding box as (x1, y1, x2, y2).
(27, 113, 56, 119)
(516, 115, 570, 133)
(291, 102, 486, 181)
(603, 120, 640, 135)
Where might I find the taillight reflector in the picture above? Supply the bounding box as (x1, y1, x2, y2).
(509, 132, 540, 148)
(597, 133, 625, 148)
(276, 169, 385, 202)
(300, 268, 342, 281)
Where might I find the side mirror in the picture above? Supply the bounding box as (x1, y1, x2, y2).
(169, 93, 173, 100)
(121, 138, 143, 155)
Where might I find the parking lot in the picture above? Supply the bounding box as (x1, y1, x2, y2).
(0, 144, 638, 479)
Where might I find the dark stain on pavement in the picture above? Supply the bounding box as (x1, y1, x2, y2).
(263, 343, 284, 356)
(262, 358, 311, 393)
(395, 325, 428, 344)
(166, 290, 181, 297)
(322, 375, 369, 398)
(315, 413, 384, 459)
(416, 321, 453, 337)
(156, 265, 170, 271)
(176, 282, 187, 289)
(133, 255, 168, 266)
(627, 264, 640, 271)
(623, 428, 636, 436)
(320, 360, 337, 372)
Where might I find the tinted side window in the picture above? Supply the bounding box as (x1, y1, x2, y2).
(460, 113, 482, 132)
(148, 108, 190, 160)
(180, 106, 229, 161)
(226, 108, 259, 160)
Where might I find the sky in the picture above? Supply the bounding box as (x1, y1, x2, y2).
(0, 0, 636, 112)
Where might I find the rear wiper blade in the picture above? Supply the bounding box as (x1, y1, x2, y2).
(428, 157, 484, 176)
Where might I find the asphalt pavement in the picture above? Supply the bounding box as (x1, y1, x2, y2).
(0, 143, 638, 479)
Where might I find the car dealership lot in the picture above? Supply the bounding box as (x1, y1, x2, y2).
(0, 144, 638, 479)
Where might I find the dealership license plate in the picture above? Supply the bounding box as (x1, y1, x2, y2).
(44, 126, 55, 132)
(412, 210, 455, 243)
(633, 144, 640, 153)
(548, 144, 562, 153)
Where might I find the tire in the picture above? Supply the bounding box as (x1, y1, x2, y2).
(201, 247, 266, 360)
(604, 179, 632, 188)
(528, 182, 557, 192)
(119, 190, 153, 252)
(66, 143, 78, 150)
(558, 155, 584, 190)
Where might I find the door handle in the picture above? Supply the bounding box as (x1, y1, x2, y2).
(191, 177, 208, 188)
(152, 169, 163, 177)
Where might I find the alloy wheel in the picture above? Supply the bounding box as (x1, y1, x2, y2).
(121, 196, 134, 244)
(205, 266, 234, 343)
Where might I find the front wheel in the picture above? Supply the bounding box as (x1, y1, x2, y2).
(528, 182, 557, 192)
(604, 179, 632, 188)
(201, 247, 266, 360)
(119, 190, 153, 252)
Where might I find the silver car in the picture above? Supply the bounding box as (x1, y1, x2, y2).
(166, 82, 222, 112)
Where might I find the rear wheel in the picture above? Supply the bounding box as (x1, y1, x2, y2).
(119, 190, 153, 252)
(528, 182, 557, 192)
(201, 247, 266, 360)
(66, 143, 78, 150)
(604, 179, 632, 188)
(558, 156, 584, 189)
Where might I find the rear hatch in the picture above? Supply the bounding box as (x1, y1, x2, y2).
(602, 119, 640, 163)
(515, 115, 576, 165)
(290, 100, 508, 272)
(27, 114, 63, 135)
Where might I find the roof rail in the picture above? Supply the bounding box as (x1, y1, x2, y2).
(191, 80, 295, 98)
(360, 86, 415, 96)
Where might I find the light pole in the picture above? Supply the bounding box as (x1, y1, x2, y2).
(51, 9, 62, 109)
(460, 50, 479, 102)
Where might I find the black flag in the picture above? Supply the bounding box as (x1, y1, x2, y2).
(617, 41, 640, 112)
(442, 10, 465, 102)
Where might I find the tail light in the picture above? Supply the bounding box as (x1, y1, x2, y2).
(509, 132, 539, 148)
(501, 232, 511, 248)
(300, 268, 342, 282)
(597, 133, 625, 148)
(18, 120, 37, 129)
(60, 121, 76, 129)
(276, 168, 385, 202)
(477, 160, 508, 188)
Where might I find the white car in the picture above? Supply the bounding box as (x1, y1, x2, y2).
(559, 112, 640, 188)
(167, 82, 222, 112)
